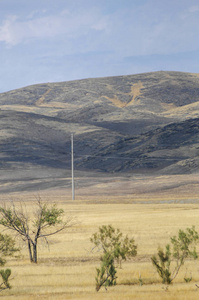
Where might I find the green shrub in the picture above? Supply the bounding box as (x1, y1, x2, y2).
(91, 225, 137, 291)
(151, 226, 199, 284)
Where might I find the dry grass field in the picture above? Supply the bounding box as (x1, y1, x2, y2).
(0, 192, 199, 299)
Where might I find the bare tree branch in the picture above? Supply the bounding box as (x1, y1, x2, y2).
(0, 199, 76, 263)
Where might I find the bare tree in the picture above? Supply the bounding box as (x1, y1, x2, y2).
(0, 198, 75, 263)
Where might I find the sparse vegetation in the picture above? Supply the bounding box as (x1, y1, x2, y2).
(151, 226, 199, 284)
(0, 199, 198, 299)
(0, 233, 20, 291)
(184, 274, 192, 283)
(1, 72, 199, 194)
(139, 272, 143, 286)
(0, 199, 75, 263)
(91, 225, 137, 291)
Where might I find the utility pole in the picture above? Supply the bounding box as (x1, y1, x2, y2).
(71, 133, 75, 201)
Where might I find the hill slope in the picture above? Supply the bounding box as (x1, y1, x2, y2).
(0, 71, 199, 193)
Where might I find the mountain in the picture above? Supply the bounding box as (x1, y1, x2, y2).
(0, 71, 199, 194)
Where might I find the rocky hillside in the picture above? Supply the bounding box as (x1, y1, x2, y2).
(0, 71, 199, 192)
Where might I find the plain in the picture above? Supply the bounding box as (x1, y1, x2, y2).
(0, 193, 199, 299)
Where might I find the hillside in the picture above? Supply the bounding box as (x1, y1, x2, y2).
(0, 71, 199, 194)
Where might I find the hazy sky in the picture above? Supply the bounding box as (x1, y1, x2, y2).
(1, 0, 199, 92)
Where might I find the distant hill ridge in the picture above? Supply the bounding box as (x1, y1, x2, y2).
(0, 71, 199, 193)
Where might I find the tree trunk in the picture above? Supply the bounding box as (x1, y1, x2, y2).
(33, 243, 37, 263)
(27, 240, 33, 263)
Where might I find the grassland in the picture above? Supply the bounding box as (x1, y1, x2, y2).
(0, 193, 199, 299)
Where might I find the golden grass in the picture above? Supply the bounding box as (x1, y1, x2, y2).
(1, 199, 199, 299)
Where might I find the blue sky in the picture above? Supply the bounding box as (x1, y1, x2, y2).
(0, 0, 199, 92)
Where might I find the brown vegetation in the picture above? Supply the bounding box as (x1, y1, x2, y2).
(0, 193, 199, 299)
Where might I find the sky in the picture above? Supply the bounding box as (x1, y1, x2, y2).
(1, 0, 199, 93)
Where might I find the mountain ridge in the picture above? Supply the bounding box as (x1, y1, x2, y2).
(0, 71, 199, 194)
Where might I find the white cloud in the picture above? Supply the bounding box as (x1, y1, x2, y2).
(2, 2, 198, 57)
(1, 0, 199, 93)
(0, 15, 19, 46)
(0, 13, 69, 46)
(0, 9, 108, 46)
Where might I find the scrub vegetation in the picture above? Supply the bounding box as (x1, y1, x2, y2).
(91, 224, 137, 291)
(0, 199, 75, 264)
(0, 196, 199, 299)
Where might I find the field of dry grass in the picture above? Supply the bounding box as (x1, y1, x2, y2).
(0, 193, 199, 299)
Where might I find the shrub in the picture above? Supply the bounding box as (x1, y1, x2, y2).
(151, 226, 199, 284)
(91, 225, 137, 291)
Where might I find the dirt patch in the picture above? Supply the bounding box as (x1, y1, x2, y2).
(36, 89, 52, 106)
(128, 81, 144, 105)
(102, 81, 143, 108)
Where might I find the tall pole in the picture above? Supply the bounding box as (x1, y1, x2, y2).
(71, 133, 75, 201)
